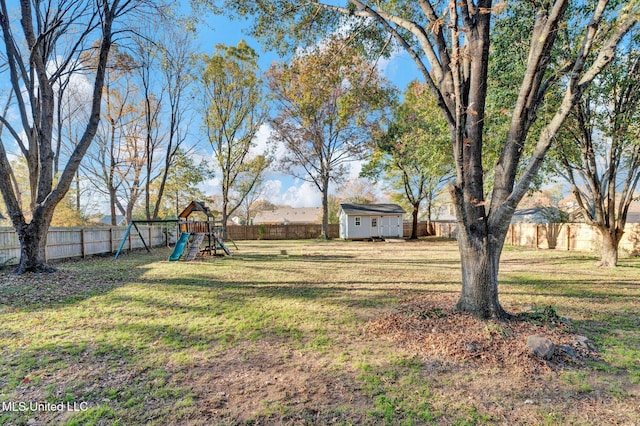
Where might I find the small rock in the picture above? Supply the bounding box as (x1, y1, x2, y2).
(465, 342, 478, 353)
(524, 399, 535, 405)
(557, 345, 577, 362)
(527, 335, 556, 360)
(575, 335, 597, 352)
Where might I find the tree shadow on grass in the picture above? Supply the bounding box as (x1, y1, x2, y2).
(499, 277, 640, 300)
(235, 253, 461, 266)
(133, 277, 459, 310)
(0, 253, 155, 313)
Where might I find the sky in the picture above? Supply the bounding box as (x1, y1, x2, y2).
(191, 11, 423, 208)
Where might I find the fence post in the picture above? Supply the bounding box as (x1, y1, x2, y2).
(535, 225, 539, 249)
(81, 228, 86, 258)
(566, 225, 571, 251)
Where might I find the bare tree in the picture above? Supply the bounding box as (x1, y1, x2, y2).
(0, 0, 155, 273)
(150, 24, 195, 219)
(83, 50, 141, 225)
(132, 28, 165, 221)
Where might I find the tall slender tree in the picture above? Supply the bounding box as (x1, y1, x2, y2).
(363, 81, 453, 239)
(83, 50, 142, 225)
(150, 25, 195, 219)
(266, 36, 393, 238)
(199, 40, 270, 228)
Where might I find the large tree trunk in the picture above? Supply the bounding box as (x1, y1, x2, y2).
(598, 226, 622, 267)
(455, 226, 508, 319)
(15, 210, 55, 274)
(410, 203, 419, 240)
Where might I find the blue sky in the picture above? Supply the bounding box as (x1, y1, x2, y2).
(191, 11, 423, 208)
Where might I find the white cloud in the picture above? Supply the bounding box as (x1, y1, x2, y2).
(200, 175, 222, 196)
(249, 123, 273, 157)
(262, 179, 321, 207)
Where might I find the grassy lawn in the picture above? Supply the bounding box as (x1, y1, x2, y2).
(0, 239, 638, 425)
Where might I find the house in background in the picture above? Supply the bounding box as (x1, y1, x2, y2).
(92, 215, 127, 226)
(252, 206, 322, 225)
(339, 203, 405, 240)
(627, 201, 640, 223)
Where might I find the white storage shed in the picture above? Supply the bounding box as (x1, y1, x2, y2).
(339, 203, 406, 240)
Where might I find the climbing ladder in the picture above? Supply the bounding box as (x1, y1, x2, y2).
(184, 233, 205, 261)
(213, 234, 232, 256)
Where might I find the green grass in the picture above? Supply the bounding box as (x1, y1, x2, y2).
(0, 239, 638, 424)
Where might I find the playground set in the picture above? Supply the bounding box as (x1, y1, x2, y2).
(114, 201, 234, 261)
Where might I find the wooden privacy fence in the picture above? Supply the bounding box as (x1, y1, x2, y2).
(504, 222, 640, 255)
(430, 221, 640, 256)
(227, 222, 444, 240)
(227, 224, 340, 240)
(0, 226, 167, 266)
(3, 221, 640, 265)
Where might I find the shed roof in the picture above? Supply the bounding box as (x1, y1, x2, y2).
(340, 203, 406, 215)
(98, 215, 126, 226)
(178, 201, 214, 219)
(253, 206, 321, 224)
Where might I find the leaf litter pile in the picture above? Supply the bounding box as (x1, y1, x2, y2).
(367, 294, 599, 375)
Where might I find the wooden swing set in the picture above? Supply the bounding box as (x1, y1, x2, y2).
(114, 201, 236, 260)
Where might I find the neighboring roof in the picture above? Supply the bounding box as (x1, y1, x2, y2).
(178, 201, 214, 219)
(627, 201, 640, 223)
(253, 207, 321, 224)
(340, 203, 406, 216)
(95, 215, 126, 226)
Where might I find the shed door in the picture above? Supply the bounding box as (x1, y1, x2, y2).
(380, 216, 390, 237)
(380, 216, 400, 237)
(371, 217, 380, 237)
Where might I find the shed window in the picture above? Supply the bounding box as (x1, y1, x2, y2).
(371, 218, 377, 227)
(355, 217, 361, 226)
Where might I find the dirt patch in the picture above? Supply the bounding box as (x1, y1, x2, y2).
(165, 342, 373, 425)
